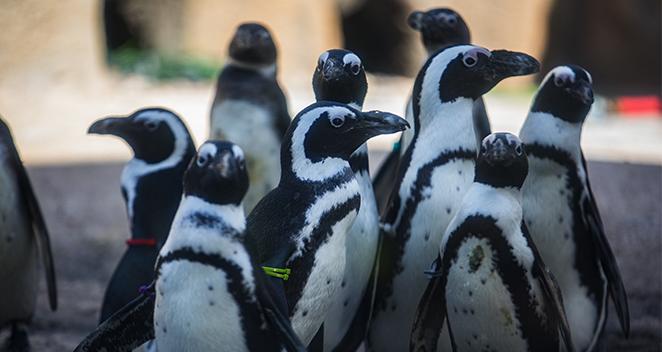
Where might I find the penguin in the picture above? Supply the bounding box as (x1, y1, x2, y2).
(209, 22, 291, 212)
(372, 8, 491, 213)
(367, 45, 539, 352)
(0, 117, 57, 352)
(519, 65, 630, 351)
(310, 49, 379, 351)
(410, 132, 575, 352)
(73, 142, 306, 352)
(88, 107, 196, 323)
(246, 102, 408, 349)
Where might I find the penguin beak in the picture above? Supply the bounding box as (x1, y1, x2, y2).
(482, 50, 540, 84)
(483, 140, 518, 166)
(87, 116, 131, 137)
(322, 60, 344, 81)
(353, 111, 410, 138)
(567, 79, 594, 105)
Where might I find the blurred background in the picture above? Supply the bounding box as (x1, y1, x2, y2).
(0, 0, 660, 350)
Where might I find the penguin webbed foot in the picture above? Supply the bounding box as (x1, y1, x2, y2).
(3, 323, 30, 352)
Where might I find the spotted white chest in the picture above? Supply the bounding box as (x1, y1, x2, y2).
(210, 100, 281, 210)
(522, 156, 603, 351)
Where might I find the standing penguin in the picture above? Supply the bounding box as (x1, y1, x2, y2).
(372, 8, 491, 212)
(410, 132, 574, 352)
(367, 45, 539, 352)
(246, 102, 408, 349)
(0, 117, 57, 352)
(310, 49, 378, 351)
(73, 142, 306, 352)
(519, 65, 629, 351)
(209, 22, 290, 212)
(88, 107, 196, 323)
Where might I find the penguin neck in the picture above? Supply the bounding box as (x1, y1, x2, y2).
(176, 195, 246, 234)
(412, 97, 476, 155)
(226, 58, 277, 79)
(520, 111, 583, 161)
(345, 102, 370, 175)
(463, 182, 523, 228)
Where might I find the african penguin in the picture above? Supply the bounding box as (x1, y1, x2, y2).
(367, 45, 539, 352)
(519, 65, 630, 351)
(372, 8, 491, 213)
(209, 22, 291, 213)
(311, 49, 378, 351)
(154, 141, 306, 352)
(410, 132, 575, 352)
(88, 107, 195, 323)
(246, 102, 408, 349)
(0, 117, 57, 352)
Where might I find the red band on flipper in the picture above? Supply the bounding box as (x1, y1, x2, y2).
(126, 238, 157, 247)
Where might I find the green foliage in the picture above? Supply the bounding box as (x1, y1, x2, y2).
(108, 47, 220, 81)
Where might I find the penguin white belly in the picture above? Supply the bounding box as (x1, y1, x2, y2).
(324, 171, 379, 350)
(522, 157, 601, 350)
(0, 168, 38, 325)
(210, 100, 281, 211)
(446, 237, 529, 352)
(155, 261, 248, 352)
(369, 160, 473, 352)
(291, 211, 356, 345)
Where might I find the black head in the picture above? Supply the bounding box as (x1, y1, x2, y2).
(228, 22, 277, 66)
(408, 8, 471, 54)
(475, 132, 528, 189)
(312, 49, 368, 108)
(88, 108, 193, 164)
(282, 102, 408, 181)
(418, 45, 540, 104)
(531, 65, 594, 123)
(184, 141, 249, 206)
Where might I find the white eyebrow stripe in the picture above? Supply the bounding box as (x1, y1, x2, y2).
(343, 53, 361, 66)
(198, 143, 218, 159)
(319, 51, 330, 64)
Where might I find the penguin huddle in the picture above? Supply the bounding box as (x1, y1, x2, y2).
(62, 7, 630, 352)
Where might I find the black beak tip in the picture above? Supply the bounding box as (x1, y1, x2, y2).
(87, 121, 105, 135)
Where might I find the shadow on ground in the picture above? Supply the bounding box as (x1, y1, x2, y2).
(1, 157, 660, 351)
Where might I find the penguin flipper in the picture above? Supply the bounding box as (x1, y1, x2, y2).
(521, 224, 575, 352)
(74, 285, 155, 352)
(274, 84, 292, 139)
(9, 141, 57, 311)
(254, 269, 306, 352)
(579, 153, 630, 337)
(410, 255, 447, 352)
(372, 147, 400, 215)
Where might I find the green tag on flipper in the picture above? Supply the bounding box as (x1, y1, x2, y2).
(262, 266, 291, 281)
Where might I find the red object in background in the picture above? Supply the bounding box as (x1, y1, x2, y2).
(615, 96, 661, 117)
(126, 238, 157, 247)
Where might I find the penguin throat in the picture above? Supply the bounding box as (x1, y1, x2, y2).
(226, 58, 276, 78)
(413, 97, 476, 152)
(176, 195, 246, 233)
(520, 112, 582, 160)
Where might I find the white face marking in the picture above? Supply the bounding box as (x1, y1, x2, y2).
(290, 106, 354, 182)
(318, 51, 329, 66)
(121, 110, 189, 219)
(196, 142, 217, 167)
(519, 111, 582, 161)
(231, 144, 245, 161)
(342, 53, 361, 67)
(541, 66, 576, 89)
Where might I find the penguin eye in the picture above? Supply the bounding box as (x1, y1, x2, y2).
(350, 64, 361, 75)
(447, 16, 457, 26)
(515, 145, 523, 155)
(554, 76, 566, 87)
(463, 55, 477, 68)
(144, 120, 159, 131)
(330, 115, 345, 128)
(196, 154, 209, 167)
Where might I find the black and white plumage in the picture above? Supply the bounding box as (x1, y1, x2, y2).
(0, 117, 57, 352)
(73, 141, 306, 352)
(410, 133, 574, 352)
(519, 65, 629, 351)
(311, 49, 378, 351)
(372, 8, 491, 212)
(246, 102, 408, 348)
(88, 107, 195, 323)
(367, 45, 539, 352)
(210, 22, 290, 212)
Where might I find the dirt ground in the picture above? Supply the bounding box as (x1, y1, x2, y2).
(0, 156, 659, 351)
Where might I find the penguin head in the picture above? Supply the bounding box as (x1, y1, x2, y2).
(283, 102, 408, 181)
(531, 65, 594, 123)
(228, 22, 277, 67)
(408, 8, 470, 54)
(312, 49, 367, 108)
(184, 141, 249, 206)
(419, 45, 540, 104)
(475, 132, 528, 189)
(88, 108, 193, 164)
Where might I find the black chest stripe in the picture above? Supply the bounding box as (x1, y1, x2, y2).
(156, 247, 272, 349)
(379, 148, 475, 306)
(285, 194, 361, 312)
(525, 143, 604, 299)
(442, 215, 558, 351)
